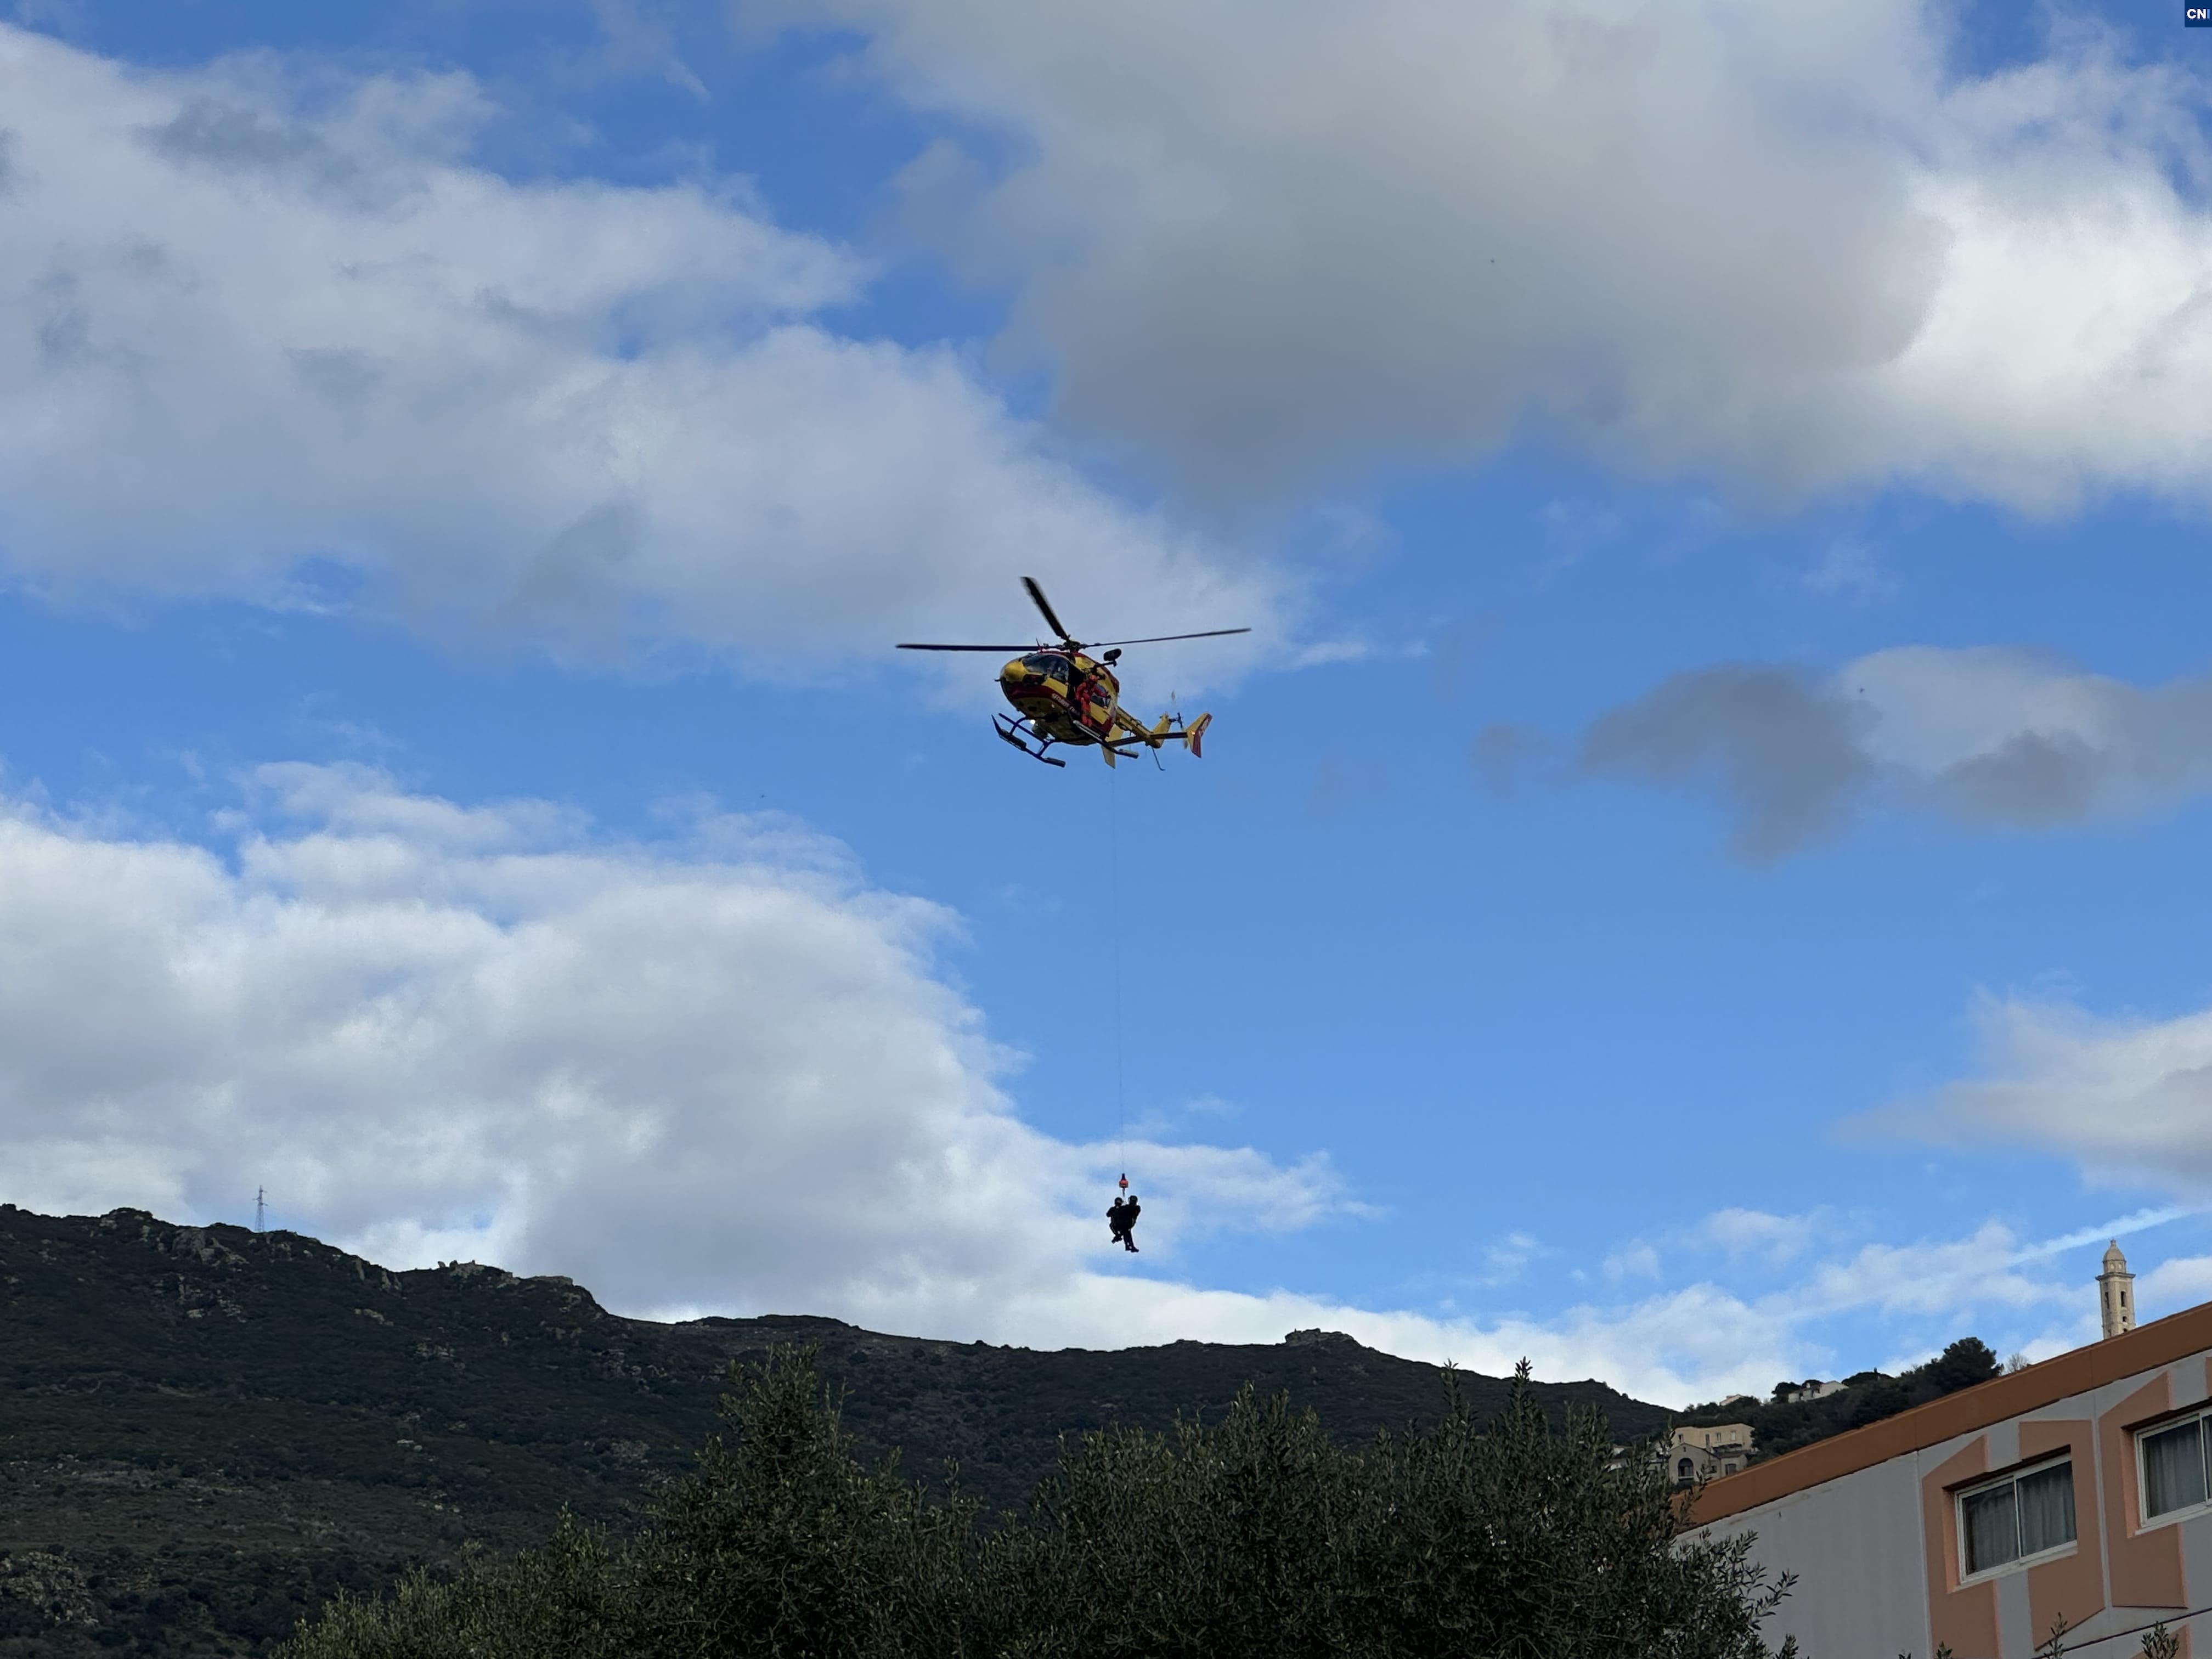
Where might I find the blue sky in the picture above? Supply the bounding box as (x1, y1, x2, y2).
(5, 0, 2212, 1404)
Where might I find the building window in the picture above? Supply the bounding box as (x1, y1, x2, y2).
(2140, 1413, 2212, 1521)
(1957, 1459, 2076, 1578)
(1676, 1457, 1695, 1481)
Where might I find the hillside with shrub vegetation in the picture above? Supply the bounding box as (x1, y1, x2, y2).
(1676, 1338, 2006, 1462)
(0, 1203, 1669, 1657)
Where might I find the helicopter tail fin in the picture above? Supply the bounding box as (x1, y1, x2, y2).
(1182, 712, 1212, 758)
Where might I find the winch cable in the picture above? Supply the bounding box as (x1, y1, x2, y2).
(1108, 759, 1128, 1190)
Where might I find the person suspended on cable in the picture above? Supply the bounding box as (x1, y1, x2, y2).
(1120, 1195, 1141, 1253)
(1107, 1195, 1131, 1249)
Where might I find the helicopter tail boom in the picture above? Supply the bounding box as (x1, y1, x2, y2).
(1124, 710, 1212, 757)
(1099, 709, 1214, 761)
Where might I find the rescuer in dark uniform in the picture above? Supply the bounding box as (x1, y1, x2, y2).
(1114, 1195, 1141, 1252)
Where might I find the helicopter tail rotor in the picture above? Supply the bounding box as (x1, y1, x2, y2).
(1129, 710, 1213, 757)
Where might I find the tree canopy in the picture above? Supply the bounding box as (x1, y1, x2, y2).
(282, 1347, 1799, 1659)
(1694, 1334, 2008, 1464)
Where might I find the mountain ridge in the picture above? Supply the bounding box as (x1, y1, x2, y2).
(0, 1201, 1669, 1656)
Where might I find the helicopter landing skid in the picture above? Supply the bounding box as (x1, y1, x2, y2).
(994, 714, 1067, 766)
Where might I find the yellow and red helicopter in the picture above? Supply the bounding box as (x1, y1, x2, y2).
(900, 579, 1248, 768)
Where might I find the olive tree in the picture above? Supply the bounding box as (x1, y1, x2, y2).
(284, 1348, 1799, 1659)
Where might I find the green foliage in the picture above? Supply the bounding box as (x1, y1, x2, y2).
(270, 1522, 628, 1659)
(1332, 1362, 1793, 1659)
(1684, 1334, 2007, 1463)
(0, 1201, 1674, 1654)
(631, 1350, 981, 1658)
(1922, 1340, 2001, 1396)
(282, 1351, 1801, 1659)
(995, 1383, 1368, 1657)
(1849, 1378, 1911, 1428)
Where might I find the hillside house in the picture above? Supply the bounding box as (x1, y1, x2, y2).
(1665, 1421, 1754, 1484)
(1775, 1378, 1849, 1405)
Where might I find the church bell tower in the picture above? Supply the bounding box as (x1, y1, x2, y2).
(2098, 1240, 2136, 1340)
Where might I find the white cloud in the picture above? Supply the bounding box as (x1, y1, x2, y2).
(0, 765, 1353, 1329)
(0, 758, 2123, 1407)
(778, 0, 2212, 510)
(2139, 1253, 2212, 1321)
(1852, 646, 2212, 823)
(1602, 1241, 1661, 1283)
(0, 25, 1281, 684)
(1583, 646, 2212, 856)
(1598, 1207, 1838, 1290)
(1905, 991, 2212, 1190)
(0, 762, 1830, 1405)
(1796, 1222, 2074, 1322)
(1702, 1207, 1825, 1268)
(1474, 1229, 1544, 1286)
(1285, 639, 1374, 670)
(1802, 539, 1899, 607)
(1568, 1207, 2154, 1398)
(0, 763, 1779, 1401)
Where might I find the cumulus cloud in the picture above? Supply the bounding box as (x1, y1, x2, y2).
(1855, 646, 2212, 822)
(1582, 646, 2212, 856)
(771, 0, 2212, 509)
(0, 25, 1279, 680)
(0, 759, 1802, 1400)
(0, 764, 1358, 1331)
(0, 758, 2121, 1404)
(1903, 992, 2212, 1191)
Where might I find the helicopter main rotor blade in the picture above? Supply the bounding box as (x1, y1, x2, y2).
(1023, 577, 1073, 642)
(1089, 627, 1253, 647)
(896, 643, 1035, 652)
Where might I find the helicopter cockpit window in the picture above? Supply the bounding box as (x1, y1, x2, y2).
(1022, 653, 1064, 679)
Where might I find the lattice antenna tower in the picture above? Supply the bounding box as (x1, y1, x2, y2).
(256, 1186, 265, 1234)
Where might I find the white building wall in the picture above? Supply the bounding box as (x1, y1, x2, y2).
(1702, 1451, 1931, 1657)
(1701, 1355, 2212, 1658)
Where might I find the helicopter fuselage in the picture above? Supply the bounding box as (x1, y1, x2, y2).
(1000, 649, 1118, 745)
(896, 576, 1240, 766)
